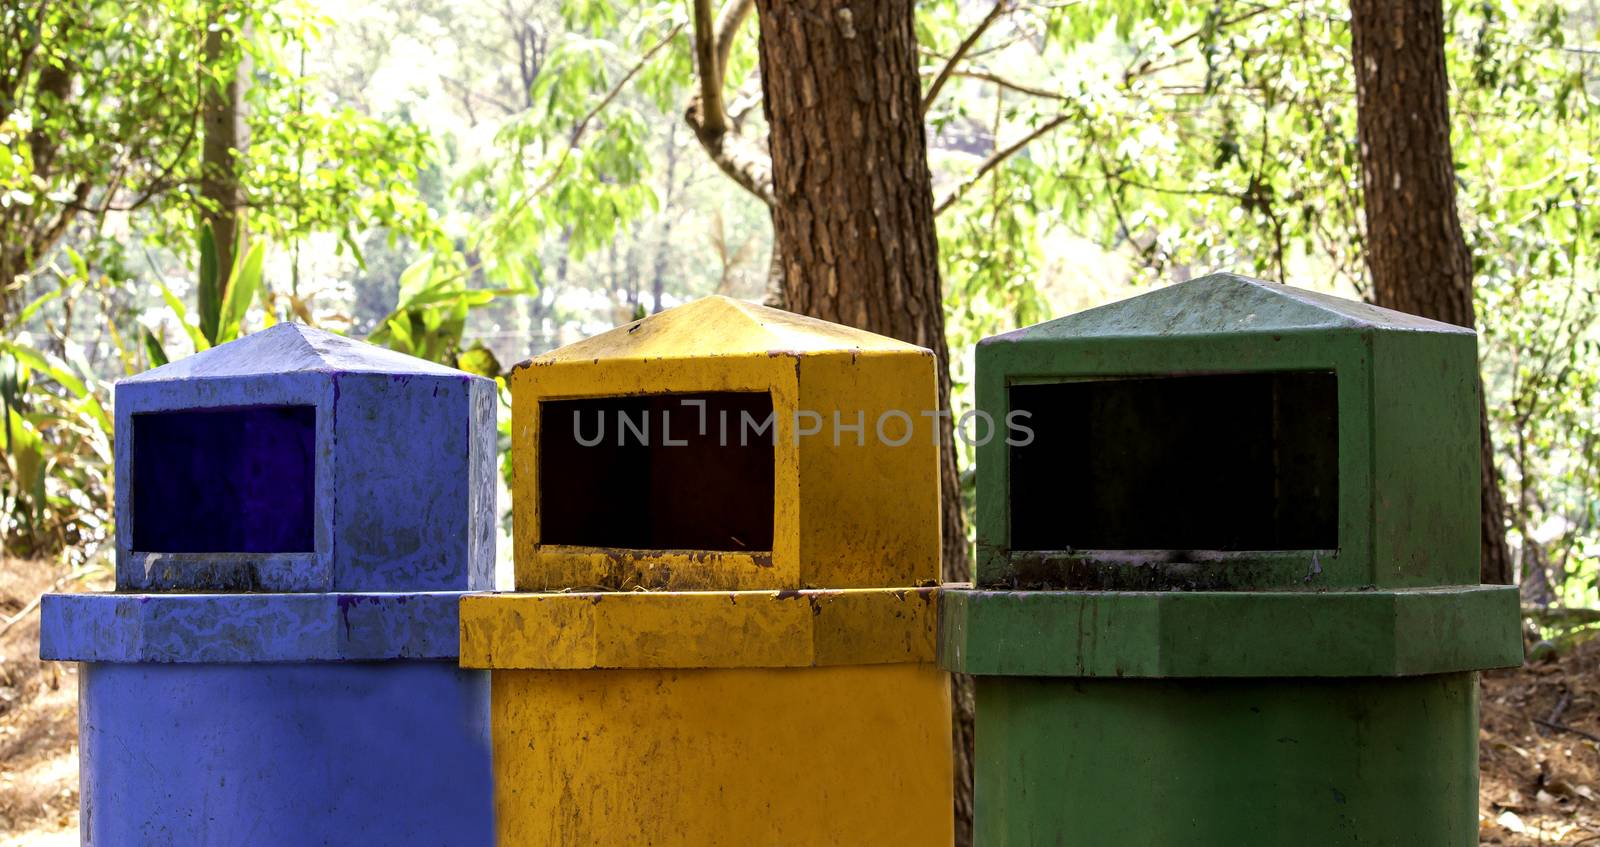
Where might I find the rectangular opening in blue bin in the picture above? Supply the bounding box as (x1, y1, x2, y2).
(1009, 371, 1338, 552)
(539, 392, 776, 552)
(132, 405, 317, 553)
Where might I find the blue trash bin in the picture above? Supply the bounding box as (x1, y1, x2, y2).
(40, 323, 497, 846)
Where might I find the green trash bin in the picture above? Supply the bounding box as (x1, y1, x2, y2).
(942, 272, 1524, 846)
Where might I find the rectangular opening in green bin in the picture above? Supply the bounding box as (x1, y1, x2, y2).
(1009, 371, 1338, 552)
(539, 391, 776, 552)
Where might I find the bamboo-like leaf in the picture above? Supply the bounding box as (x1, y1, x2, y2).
(152, 273, 210, 352)
(216, 241, 264, 344)
(369, 312, 414, 354)
(6, 408, 44, 500)
(0, 342, 89, 398)
(395, 254, 437, 305)
(456, 346, 502, 379)
(62, 246, 88, 280)
(340, 227, 368, 272)
(143, 328, 170, 369)
(197, 223, 221, 345)
(15, 285, 63, 326)
(78, 394, 113, 439)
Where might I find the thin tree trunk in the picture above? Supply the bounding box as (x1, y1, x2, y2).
(2, 59, 77, 328)
(555, 226, 572, 288)
(652, 124, 680, 314)
(201, 18, 247, 283)
(1351, 0, 1512, 585)
(753, 1, 972, 841)
(625, 237, 642, 319)
(762, 230, 785, 309)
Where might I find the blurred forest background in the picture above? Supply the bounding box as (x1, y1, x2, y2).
(2, 0, 1600, 843)
(2, 0, 1598, 605)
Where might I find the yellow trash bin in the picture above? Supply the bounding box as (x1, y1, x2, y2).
(461, 296, 954, 846)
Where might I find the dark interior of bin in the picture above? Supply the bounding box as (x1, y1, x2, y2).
(132, 405, 317, 553)
(1009, 372, 1338, 551)
(539, 392, 775, 551)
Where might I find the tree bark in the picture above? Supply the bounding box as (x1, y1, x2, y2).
(1351, 0, 1512, 585)
(201, 18, 248, 286)
(753, 1, 973, 841)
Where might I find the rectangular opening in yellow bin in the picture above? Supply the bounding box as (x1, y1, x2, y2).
(539, 392, 776, 552)
(1009, 371, 1338, 552)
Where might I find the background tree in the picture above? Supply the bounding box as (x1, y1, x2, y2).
(199, 7, 248, 287)
(746, 0, 975, 837)
(451, 0, 1598, 833)
(0, 0, 506, 564)
(1351, 0, 1514, 585)
(0, 0, 208, 328)
(4, 1, 1599, 823)
(677, 1, 978, 831)
(753, 0, 960, 572)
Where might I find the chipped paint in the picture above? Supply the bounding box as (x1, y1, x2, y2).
(41, 325, 496, 845)
(78, 662, 494, 845)
(490, 665, 952, 847)
(510, 296, 941, 592)
(477, 298, 953, 845)
(112, 322, 498, 592)
(461, 587, 939, 669)
(949, 274, 1521, 845)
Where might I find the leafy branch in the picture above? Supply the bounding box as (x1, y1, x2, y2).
(923, 0, 1012, 114)
(935, 113, 1072, 215)
(685, 0, 773, 206)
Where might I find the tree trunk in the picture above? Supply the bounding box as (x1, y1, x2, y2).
(201, 18, 248, 285)
(762, 227, 785, 309)
(1351, 0, 1512, 585)
(753, 1, 973, 841)
(2, 58, 77, 329)
(651, 123, 680, 314)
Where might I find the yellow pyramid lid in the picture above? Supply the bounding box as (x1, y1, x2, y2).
(520, 296, 922, 368)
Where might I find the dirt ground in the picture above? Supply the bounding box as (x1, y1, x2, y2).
(1480, 626, 1600, 845)
(0, 559, 101, 847)
(0, 556, 1597, 845)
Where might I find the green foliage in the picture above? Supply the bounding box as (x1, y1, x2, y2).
(215, 241, 264, 346)
(1, 0, 453, 326)
(367, 254, 527, 368)
(1463, 0, 1600, 603)
(187, 224, 265, 350)
(197, 225, 223, 344)
(0, 0, 524, 561)
(0, 0, 212, 321)
(935, 0, 1363, 285)
(4, 0, 1595, 611)
(0, 270, 115, 564)
(919, 0, 1598, 601)
(462, 3, 686, 291)
(142, 226, 269, 367)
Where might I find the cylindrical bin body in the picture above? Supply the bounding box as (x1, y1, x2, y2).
(79, 662, 491, 845)
(462, 296, 954, 845)
(974, 674, 1476, 843)
(41, 324, 499, 846)
(945, 274, 1524, 846)
(481, 629, 951, 845)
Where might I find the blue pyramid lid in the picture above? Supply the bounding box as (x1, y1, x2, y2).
(121, 323, 465, 383)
